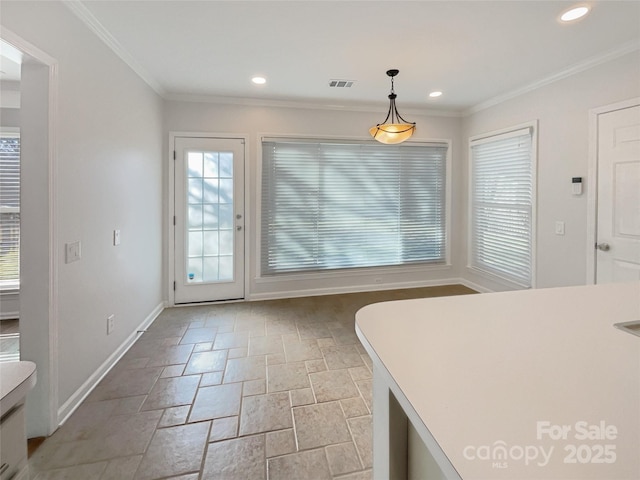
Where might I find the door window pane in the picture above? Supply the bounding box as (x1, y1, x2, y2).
(185, 150, 235, 283)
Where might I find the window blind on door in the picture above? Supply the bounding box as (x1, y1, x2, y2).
(0, 134, 20, 286)
(470, 127, 534, 287)
(261, 139, 447, 275)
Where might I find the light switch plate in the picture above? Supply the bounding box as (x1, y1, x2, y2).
(555, 221, 565, 236)
(65, 241, 81, 263)
(113, 229, 121, 246)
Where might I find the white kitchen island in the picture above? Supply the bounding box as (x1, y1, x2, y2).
(355, 282, 640, 479)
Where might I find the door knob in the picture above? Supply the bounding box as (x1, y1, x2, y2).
(596, 243, 610, 251)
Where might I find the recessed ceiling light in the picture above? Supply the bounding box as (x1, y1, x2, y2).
(251, 76, 266, 85)
(429, 91, 443, 98)
(560, 5, 590, 22)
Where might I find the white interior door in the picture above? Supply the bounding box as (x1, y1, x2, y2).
(174, 137, 245, 303)
(596, 104, 640, 283)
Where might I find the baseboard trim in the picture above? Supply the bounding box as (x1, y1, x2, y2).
(56, 302, 164, 426)
(458, 278, 495, 293)
(0, 311, 19, 320)
(249, 277, 470, 302)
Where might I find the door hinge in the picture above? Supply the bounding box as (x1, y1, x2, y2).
(173, 150, 176, 160)
(173, 281, 176, 291)
(173, 215, 176, 226)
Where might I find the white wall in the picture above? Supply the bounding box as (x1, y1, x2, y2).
(461, 52, 640, 291)
(1, 2, 164, 436)
(164, 101, 464, 300)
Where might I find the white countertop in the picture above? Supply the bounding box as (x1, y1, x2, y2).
(0, 361, 37, 417)
(356, 282, 640, 479)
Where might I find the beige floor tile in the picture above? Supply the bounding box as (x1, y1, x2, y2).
(41, 410, 162, 469)
(310, 369, 359, 403)
(340, 397, 369, 418)
(355, 379, 372, 411)
(283, 339, 323, 363)
(266, 353, 286, 365)
(348, 416, 373, 469)
(183, 350, 227, 375)
(326, 442, 362, 476)
(52, 399, 119, 442)
(32, 462, 107, 479)
(265, 318, 298, 336)
(135, 421, 210, 480)
(213, 331, 249, 350)
(292, 401, 351, 450)
(234, 317, 266, 335)
(189, 383, 242, 422)
(267, 362, 310, 393)
(249, 335, 284, 356)
(265, 429, 296, 458)
(239, 392, 292, 435)
(329, 326, 359, 346)
(146, 344, 194, 367)
(290, 387, 315, 407)
(193, 342, 213, 352)
(179, 327, 217, 345)
(112, 395, 147, 416)
(267, 449, 332, 480)
(297, 322, 332, 339)
(228, 346, 247, 358)
(348, 366, 371, 381)
(209, 416, 239, 442)
(306, 359, 327, 373)
(29, 286, 475, 480)
(321, 345, 364, 370)
(334, 469, 373, 480)
(160, 364, 185, 378)
(200, 370, 223, 386)
(158, 405, 190, 428)
(101, 455, 142, 480)
(141, 375, 200, 411)
(243, 378, 266, 396)
(202, 435, 266, 480)
(223, 355, 266, 383)
(90, 366, 163, 401)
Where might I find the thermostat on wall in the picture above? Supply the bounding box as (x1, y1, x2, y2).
(572, 177, 583, 195)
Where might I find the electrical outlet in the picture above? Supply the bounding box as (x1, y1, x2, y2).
(107, 314, 115, 335)
(555, 221, 565, 236)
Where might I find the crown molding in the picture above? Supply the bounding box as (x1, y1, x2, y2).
(465, 40, 640, 116)
(163, 92, 464, 118)
(63, 0, 165, 97)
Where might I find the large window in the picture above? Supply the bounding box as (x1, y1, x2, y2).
(260, 139, 448, 275)
(469, 125, 536, 287)
(0, 132, 20, 288)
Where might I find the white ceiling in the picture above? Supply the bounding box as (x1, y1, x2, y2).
(67, 1, 640, 113)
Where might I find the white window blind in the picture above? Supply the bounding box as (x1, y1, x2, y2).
(470, 127, 534, 287)
(0, 134, 20, 286)
(261, 139, 447, 275)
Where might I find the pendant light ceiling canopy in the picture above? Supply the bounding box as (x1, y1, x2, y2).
(369, 69, 416, 145)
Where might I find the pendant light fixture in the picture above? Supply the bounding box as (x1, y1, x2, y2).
(369, 69, 416, 144)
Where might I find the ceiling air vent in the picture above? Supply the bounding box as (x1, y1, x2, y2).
(329, 79, 355, 88)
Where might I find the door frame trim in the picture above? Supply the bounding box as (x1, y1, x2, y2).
(1, 27, 60, 436)
(586, 97, 640, 284)
(168, 132, 250, 305)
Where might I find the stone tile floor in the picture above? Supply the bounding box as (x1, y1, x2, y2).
(29, 285, 474, 479)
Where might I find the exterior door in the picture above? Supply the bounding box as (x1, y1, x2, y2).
(174, 136, 245, 303)
(596, 104, 640, 283)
